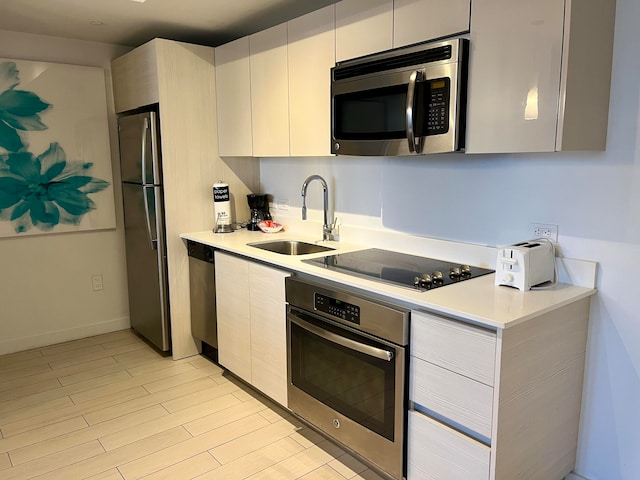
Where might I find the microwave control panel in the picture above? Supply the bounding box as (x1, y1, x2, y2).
(425, 77, 450, 136)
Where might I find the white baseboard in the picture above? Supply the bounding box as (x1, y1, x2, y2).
(0, 317, 130, 355)
(565, 473, 590, 480)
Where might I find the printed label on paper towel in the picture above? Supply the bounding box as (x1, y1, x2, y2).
(213, 184, 230, 202)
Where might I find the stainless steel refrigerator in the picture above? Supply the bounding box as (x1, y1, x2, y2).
(118, 108, 170, 352)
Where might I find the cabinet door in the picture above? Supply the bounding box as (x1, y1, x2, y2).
(393, 0, 470, 49)
(215, 37, 253, 157)
(465, 0, 565, 153)
(215, 252, 252, 383)
(249, 262, 290, 406)
(111, 40, 159, 113)
(336, 0, 393, 62)
(288, 5, 335, 157)
(250, 23, 290, 156)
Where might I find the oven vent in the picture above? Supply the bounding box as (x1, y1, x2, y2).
(334, 45, 452, 81)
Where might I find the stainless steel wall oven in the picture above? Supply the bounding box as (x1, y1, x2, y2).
(286, 276, 410, 480)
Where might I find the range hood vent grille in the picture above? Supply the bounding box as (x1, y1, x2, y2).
(334, 45, 452, 81)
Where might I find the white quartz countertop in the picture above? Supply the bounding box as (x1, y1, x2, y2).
(180, 229, 596, 330)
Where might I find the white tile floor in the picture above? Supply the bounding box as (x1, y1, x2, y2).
(0, 329, 388, 480)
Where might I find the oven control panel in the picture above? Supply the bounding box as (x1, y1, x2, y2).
(314, 293, 360, 324)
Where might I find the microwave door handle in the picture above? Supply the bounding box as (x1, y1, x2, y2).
(406, 70, 424, 154)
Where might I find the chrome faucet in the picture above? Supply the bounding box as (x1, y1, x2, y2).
(301, 174, 336, 242)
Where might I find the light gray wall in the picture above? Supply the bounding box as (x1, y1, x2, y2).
(259, 156, 383, 219)
(260, 0, 640, 478)
(0, 30, 132, 354)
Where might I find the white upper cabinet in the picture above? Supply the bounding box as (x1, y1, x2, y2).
(336, 0, 393, 62)
(250, 23, 290, 157)
(213, 0, 614, 157)
(214, 37, 253, 157)
(215, 7, 335, 157)
(336, 0, 470, 62)
(111, 41, 159, 113)
(288, 5, 335, 156)
(466, 0, 616, 153)
(393, 0, 471, 49)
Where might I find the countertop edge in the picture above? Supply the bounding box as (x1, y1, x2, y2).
(180, 230, 597, 330)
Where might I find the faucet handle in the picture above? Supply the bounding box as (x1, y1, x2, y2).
(324, 217, 339, 242)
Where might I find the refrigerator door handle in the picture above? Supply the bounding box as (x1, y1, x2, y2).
(148, 112, 161, 185)
(143, 186, 158, 250)
(141, 117, 149, 184)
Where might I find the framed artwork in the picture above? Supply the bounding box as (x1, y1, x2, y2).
(0, 58, 115, 237)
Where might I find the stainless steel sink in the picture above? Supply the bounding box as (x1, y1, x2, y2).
(248, 240, 335, 256)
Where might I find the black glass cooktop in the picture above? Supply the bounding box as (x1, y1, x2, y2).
(304, 248, 494, 291)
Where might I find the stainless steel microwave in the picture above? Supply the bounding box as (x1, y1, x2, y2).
(331, 38, 468, 156)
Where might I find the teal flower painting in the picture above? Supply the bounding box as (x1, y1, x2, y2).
(0, 59, 114, 236)
(0, 143, 110, 232)
(0, 61, 51, 153)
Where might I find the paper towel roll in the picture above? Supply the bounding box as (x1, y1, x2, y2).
(213, 182, 231, 230)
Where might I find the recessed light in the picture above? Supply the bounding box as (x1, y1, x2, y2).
(89, 20, 105, 26)
(130, 0, 147, 3)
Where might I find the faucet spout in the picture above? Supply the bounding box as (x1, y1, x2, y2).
(301, 175, 334, 241)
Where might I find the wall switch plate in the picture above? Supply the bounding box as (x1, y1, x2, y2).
(92, 274, 104, 291)
(529, 223, 558, 242)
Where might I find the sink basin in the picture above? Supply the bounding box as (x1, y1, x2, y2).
(248, 240, 335, 256)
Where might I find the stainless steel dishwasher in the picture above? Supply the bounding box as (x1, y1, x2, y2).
(187, 240, 217, 360)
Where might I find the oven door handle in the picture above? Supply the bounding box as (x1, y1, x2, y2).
(289, 313, 394, 362)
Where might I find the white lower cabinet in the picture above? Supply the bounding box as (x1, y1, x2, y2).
(248, 261, 289, 406)
(408, 410, 490, 480)
(409, 300, 591, 480)
(215, 252, 290, 406)
(410, 356, 493, 439)
(409, 310, 494, 479)
(411, 311, 496, 386)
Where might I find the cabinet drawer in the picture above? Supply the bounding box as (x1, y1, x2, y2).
(410, 356, 493, 439)
(408, 410, 490, 480)
(411, 310, 496, 386)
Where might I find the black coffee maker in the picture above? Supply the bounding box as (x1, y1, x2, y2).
(246, 194, 271, 231)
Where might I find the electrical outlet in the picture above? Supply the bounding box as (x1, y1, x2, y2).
(92, 274, 104, 291)
(529, 223, 558, 242)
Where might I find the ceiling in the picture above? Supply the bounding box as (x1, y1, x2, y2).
(0, 0, 338, 48)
